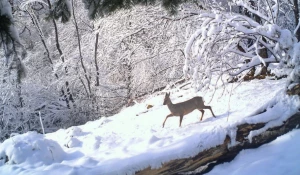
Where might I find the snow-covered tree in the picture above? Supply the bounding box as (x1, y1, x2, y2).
(0, 0, 26, 64)
(0, 0, 28, 141)
(184, 0, 300, 91)
(2, 0, 300, 142)
(0, 0, 194, 141)
(82, 0, 188, 19)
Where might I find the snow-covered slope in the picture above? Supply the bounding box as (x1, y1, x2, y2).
(205, 129, 300, 175)
(0, 79, 299, 175)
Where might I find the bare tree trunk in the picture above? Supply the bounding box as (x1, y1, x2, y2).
(45, 0, 74, 109)
(125, 61, 133, 105)
(293, 0, 300, 41)
(26, 9, 52, 64)
(46, 0, 64, 62)
(92, 30, 101, 113)
(94, 31, 100, 86)
(72, 0, 92, 96)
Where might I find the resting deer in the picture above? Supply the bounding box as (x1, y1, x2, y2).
(162, 92, 216, 127)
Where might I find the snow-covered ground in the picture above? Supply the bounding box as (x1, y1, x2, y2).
(205, 129, 300, 175)
(0, 78, 299, 175)
(207, 129, 300, 175)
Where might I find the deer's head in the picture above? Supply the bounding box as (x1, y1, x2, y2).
(163, 92, 170, 105)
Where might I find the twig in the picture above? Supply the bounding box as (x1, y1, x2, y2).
(39, 111, 45, 134)
(48, 147, 54, 161)
(227, 83, 234, 122)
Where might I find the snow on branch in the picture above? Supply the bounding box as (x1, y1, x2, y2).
(184, 1, 300, 91)
(234, 0, 272, 23)
(229, 56, 277, 76)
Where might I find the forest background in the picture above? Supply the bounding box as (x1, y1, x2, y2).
(1, 0, 300, 142)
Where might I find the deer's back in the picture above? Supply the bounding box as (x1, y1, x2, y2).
(168, 96, 204, 116)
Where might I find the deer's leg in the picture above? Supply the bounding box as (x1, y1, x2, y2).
(179, 115, 183, 127)
(198, 109, 205, 121)
(204, 106, 216, 118)
(162, 114, 173, 128)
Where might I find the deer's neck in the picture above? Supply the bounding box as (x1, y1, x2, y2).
(166, 99, 175, 110)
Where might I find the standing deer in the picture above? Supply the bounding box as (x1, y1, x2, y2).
(162, 92, 216, 127)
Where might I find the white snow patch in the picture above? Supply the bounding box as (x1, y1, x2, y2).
(205, 129, 300, 175)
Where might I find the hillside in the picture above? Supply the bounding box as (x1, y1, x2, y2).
(0, 78, 299, 174)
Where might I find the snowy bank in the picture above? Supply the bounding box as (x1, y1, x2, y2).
(205, 129, 300, 175)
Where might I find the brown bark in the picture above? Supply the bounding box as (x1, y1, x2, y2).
(94, 32, 100, 87)
(287, 84, 300, 96)
(136, 112, 300, 175)
(293, 0, 300, 41)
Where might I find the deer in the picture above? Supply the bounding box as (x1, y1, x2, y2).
(162, 92, 216, 128)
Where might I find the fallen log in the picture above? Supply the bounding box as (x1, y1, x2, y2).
(136, 112, 300, 175)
